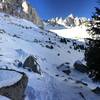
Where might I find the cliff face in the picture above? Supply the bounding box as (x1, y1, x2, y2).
(0, 0, 43, 28)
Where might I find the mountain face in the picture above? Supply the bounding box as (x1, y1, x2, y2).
(0, 13, 99, 100)
(0, 1, 99, 100)
(0, 0, 43, 28)
(48, 14, 90, 27)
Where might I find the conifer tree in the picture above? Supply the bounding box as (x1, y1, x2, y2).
(85, 6, 100, 81)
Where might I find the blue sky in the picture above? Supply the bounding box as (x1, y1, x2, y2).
(29, 0, 98, 20)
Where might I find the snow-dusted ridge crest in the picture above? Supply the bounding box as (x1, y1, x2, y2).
(47, 14, 90, 27)
(0, 0, 43, 28)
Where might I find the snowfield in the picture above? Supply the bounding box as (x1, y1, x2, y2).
(0, 95, 11, 100)
(0, 70, 22, 88)
(45, 23, 91, 40)
(0, 13, 99, 100)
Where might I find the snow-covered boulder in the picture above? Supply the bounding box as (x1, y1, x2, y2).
(0, 69, 28, 100)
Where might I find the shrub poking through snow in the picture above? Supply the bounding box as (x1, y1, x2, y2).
(57, 53, 60, 56)
(45, 45, 54, 49)
(60, 38, 67, 44)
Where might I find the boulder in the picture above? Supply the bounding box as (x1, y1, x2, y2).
(18, 61, 23, 68)
(62, 70, 71, 75)
(23, 55, 41, 74)
(57, 62, 71, 75)
(0, 69, 28, 100)
(74, 60, 88, 73)
(92, 87, 100, 94)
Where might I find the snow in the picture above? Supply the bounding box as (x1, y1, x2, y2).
(68, 14, 74, 18)
(0, 13, 99, 100)
(0, 96, 11, 100)
(0, 70, 22, 88)
(49, 26, 91, 39)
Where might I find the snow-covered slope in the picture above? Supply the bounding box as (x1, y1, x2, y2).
(45, 21, 91, 40)
(0, 95, 10, 100)
(0, 70, 22, 88)
(49, 26, 90, 39)
(0, 13, 99, 100)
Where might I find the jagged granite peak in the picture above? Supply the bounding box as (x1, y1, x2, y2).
(67, 13, 75, 19)
(48, 14, 90, 27)
(0, 0, 43, 28)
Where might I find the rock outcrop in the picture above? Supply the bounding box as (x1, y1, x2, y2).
(0, 69, 28, 100)
(64, 14, 75, 26)
(57, 62, 71, 75)
(74, 60, 88, 73)
(0, 0, 43, 28)
(23, 55, 41, 74)
(92, 87, 100, 94)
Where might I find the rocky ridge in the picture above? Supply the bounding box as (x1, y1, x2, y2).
(0, 0, 43, 28)
(48, 14, 90, 27)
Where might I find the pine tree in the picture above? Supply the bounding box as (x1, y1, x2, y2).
(85, 7, 100, 81)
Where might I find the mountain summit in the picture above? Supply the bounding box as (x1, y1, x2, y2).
(0, 0, 43, 28)
(48, 14, 90, 27)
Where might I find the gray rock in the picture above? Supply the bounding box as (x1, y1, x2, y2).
(74, 60, 88, 73)
(57, 62, 71, 75)
(62, 69, 71, 75)
(23, 55, 41, 74)
(92, 87, 100, 94)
